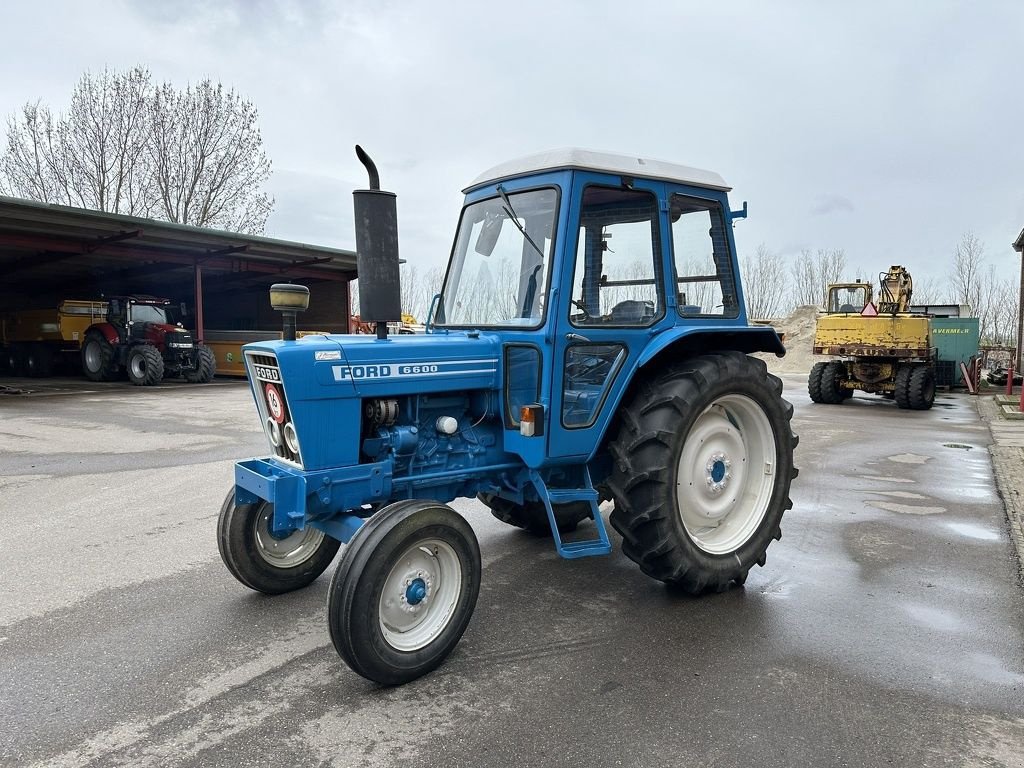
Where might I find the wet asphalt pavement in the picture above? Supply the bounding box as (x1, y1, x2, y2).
(1, 374, 1022, 767)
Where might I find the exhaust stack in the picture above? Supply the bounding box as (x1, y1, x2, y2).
(353, 145, 401, 340)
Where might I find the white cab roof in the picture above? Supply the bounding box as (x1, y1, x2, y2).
(466, 148, 730, 192)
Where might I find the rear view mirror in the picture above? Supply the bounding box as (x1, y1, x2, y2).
(474, 210, 503, 257)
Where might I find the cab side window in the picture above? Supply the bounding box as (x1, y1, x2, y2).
(569, 187, 662, 327)
(670, 195, 738, 317)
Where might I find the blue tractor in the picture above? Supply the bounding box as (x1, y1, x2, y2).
(219, 147, 797, 685)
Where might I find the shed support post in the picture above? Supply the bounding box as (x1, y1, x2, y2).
(194, 260, 205, 344)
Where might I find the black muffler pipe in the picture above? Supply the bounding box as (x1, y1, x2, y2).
(353, 145, 401, 340)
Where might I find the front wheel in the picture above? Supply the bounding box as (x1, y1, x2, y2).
(608, 352, 798, 593)
(127, 345, 164, 386)
(185, 346, 216, 383)
(328, 499, 481, 686)
(217, 488, 341, 594)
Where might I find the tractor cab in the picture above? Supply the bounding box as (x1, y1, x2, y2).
(825, 282, 872, 314)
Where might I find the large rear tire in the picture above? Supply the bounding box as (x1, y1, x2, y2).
(808, 361, 827, 403)
(608, 352, 798, 593)
(185, 345, 216, 383)
(477, 493, 590, 536)
(328, 500, 481, 685)
(81, 331, 119, 382)
(907, 366, 935, 410)
(893, 366, 913, 409)
(127, 345, 164, 386)
(217, 487, 341, 595)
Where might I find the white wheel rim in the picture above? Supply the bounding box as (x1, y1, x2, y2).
(378, 538, 462, 652)
(676, 394, 777, 554)
(253, 505, 326, 568)
(130, 354, 146, 378)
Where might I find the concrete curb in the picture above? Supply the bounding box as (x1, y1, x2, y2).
(978, 396, 1024, 577)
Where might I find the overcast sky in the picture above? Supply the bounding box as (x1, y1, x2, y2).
(3, 0, 1022, 292)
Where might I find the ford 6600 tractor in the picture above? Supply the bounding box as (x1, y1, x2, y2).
(219, 147, 798, 685)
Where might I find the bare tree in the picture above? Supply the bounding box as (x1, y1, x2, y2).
(788, 247, 847, 309)
(948, 232, 985, 314)
(742, 243, 786, 319)
(1, 66, 272, 233)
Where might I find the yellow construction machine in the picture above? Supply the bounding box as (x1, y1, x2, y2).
(808, 265, 936, 410)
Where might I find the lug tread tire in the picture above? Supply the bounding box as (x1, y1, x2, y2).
(127, 345, 165, 386)
(907, 366, 935, 410)
(893, 366, 912, 409)
(820, 362, 847, 404)
(477, 493, 589, 536)
(81, 331, 119, 382)
(185, 345, 216, 383)
(328, 500, 481, 686)
(607, 352, 797, 594)
(217, 488, 341, 595)
(808, 361, 827, 403)
(27, 344, 55, 378)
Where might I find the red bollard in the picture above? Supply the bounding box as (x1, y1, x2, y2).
(1007, 365, 1014, 396)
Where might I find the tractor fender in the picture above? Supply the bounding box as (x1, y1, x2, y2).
(636, 325, 785, 369)
(85, 322, 119, 346)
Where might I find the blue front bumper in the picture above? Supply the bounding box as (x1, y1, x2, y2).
(234, 457, 392, 543)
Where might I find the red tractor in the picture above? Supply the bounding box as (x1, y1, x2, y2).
(80, 295, 216, 386)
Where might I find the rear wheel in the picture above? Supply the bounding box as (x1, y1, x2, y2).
(127, 345, 164, 386)
(820, 361, 848, 404)
(808, 361, 827, 403)
(81, 332, 118, 382)
(893, 366, 912, 409)
(608, 352, 797, 593)
(477, 493, 590, 536)
(217, 487, 341, 594)
(26, 344, 54, 377)
(328, 500, 481, 685)
(908, 366, 935, 410)
(7, 345, 28, 377)
(185, 345, 216, 383)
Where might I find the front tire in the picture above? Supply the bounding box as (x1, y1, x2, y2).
(908, 366, 935, 410)
(328, 500, 481, 686)
(893, 366, 913, 409)
(608, 352, 797, 593)
(808, 361, 827, 403)
(820, 361, 848, 404)
(217, 488, 341, 594)
(185, 345, 216, 383)
(127, 345, 164, 386)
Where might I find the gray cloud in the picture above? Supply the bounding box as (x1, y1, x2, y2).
(810, 194, 855, 217)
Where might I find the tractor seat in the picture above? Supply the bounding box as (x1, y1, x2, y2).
(609, 300, 655, 324)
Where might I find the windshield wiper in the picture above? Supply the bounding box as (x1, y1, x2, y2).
(496, 184, 545, 261)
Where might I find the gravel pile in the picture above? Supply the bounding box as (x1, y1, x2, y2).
(754, 304, 822, 374)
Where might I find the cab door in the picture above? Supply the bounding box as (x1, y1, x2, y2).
(547, 176, 672, 460)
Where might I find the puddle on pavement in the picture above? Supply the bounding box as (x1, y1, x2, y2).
(867, 501, 946, 515)
(945, 522, 1001, 541)
(904, 603, 965, 633)
(888, 453, 931, 464)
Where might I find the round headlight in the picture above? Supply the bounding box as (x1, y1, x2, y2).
(283, 422, 300, 453)
(265, 417, 282, 447)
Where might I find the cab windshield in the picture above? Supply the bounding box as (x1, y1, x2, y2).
(436, 187, 558, 328)
(827, 285, 870, 314)
(130, 303, 169, 324)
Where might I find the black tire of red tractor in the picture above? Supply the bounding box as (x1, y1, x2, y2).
(26, 344, 54, 378)
(808, 361, 827, 403)
(217, 487, 342, 595)
(477, 493, 590, 536)
(127, 345, 165, 386)
(820, 361, 847, 404)
(185, 345, 216, 383)
(893, 366, 913, 409)
(81, 331, 119, 382)
(908, 366, 936, 411)
(328, 500, 481, 686)
(607, 352, 798, 594)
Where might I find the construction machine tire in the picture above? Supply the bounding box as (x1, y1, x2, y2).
(185, 345, 216, 383)
(820, 362, 848, 404)
(477, 493, 590, 536)
(907, 366, 936, 411)
(217, 487, 341, 594)
(81, 331, 119, 382)
(808, 362, 827, 403)
(893, 366, 913, 409)
(607, 352, 798, 594)
(26, 344, 54, 378)
(127, 345, 164, 386)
